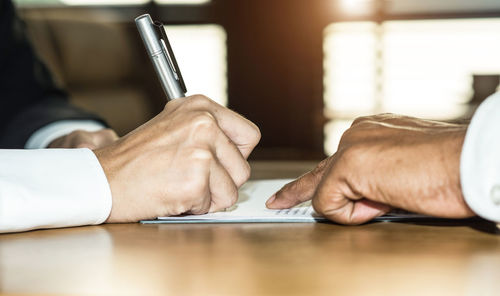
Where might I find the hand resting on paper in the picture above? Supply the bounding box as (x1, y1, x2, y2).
(266, 114, 475, 225)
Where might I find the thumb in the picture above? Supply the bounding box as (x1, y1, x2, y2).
(266, 157, 333, 209)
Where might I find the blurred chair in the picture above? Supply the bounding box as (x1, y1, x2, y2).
(20, 8, 163, 136)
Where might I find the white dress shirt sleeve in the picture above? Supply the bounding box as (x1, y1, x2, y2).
(0, 148, 112, 233)
(461, 92, 500, 222)
(25, 120, 106, 149)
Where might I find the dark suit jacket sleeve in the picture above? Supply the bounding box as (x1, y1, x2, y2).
(0, 0, 107, 148)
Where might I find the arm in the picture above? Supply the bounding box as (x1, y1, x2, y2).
(267, 108, 485, 224)
(0, 0, 109, 148)
(0, 149, 112, 233)
(1, 95, 261, 233)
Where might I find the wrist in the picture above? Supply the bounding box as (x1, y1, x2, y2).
(442, 129, 473, 215)
(94, 146, 118, 223)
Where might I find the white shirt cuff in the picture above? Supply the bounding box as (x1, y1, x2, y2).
(461, 92, 500, 222)
(0, 148, 112, 233)
(25, 120, 106, 149)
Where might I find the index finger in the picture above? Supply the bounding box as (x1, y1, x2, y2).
(266, 158, 333, 209)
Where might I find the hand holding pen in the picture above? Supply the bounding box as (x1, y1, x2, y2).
(92, 14, 260, 223)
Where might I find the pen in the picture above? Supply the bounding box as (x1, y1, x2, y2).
(135, 14, 187, 101)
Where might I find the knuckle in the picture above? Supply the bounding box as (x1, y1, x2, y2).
(351, 113, 397, 128)
(163, 97, 184, 112)
(102, 128, 118, 137)
(189, 94, 212, 107)
(338, 126, 357, 145)
(191, 112, 218, 130)
(337, 145, 364, 168)
(350, 117, 378, 132)
(374, 113, 397, 121)
(351, 116, 371, 126)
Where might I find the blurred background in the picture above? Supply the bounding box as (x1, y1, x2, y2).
(14, 0, 500, 159)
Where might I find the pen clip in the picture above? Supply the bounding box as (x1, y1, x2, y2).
(153, 21, 188, 94)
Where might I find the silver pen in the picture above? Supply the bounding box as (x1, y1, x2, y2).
(135, 14, 187, 100)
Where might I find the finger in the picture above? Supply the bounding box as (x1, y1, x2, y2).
(311, 167, 391, 225)
(180, 149, 212, 215)
(94, 129, 119, 147)
(208, 160, 239, 213)
(66, 130, 112, 150)
(214, 130, 251, 188)
(314, 196, 391, 225)
(184, 95, 261, 159)
(79, 129, 118, 149)
(76, 142, 98, 150)
(188, 189, 212, 215)
(70, 132, 97, 149)
(266, 157, 333, 209)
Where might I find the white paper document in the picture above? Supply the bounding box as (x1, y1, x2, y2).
(148, 179, 323, 223)
(141, 179, 434, 224)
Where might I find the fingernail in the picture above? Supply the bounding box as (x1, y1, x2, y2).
(266, 194, 276, 206)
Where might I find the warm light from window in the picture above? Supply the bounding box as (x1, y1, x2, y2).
(338, 0, 374, 15)
(323, 22, 377, 155)
(165, 25, 227, 106)
(382, 19, 500, 118)
(324, 19, 500, 155)
(324, 22, 377, 116)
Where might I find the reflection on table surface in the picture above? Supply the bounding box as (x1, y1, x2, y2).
(1, 221, 500, 296)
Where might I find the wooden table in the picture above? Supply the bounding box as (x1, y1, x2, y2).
(1, 162, 500, 296)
